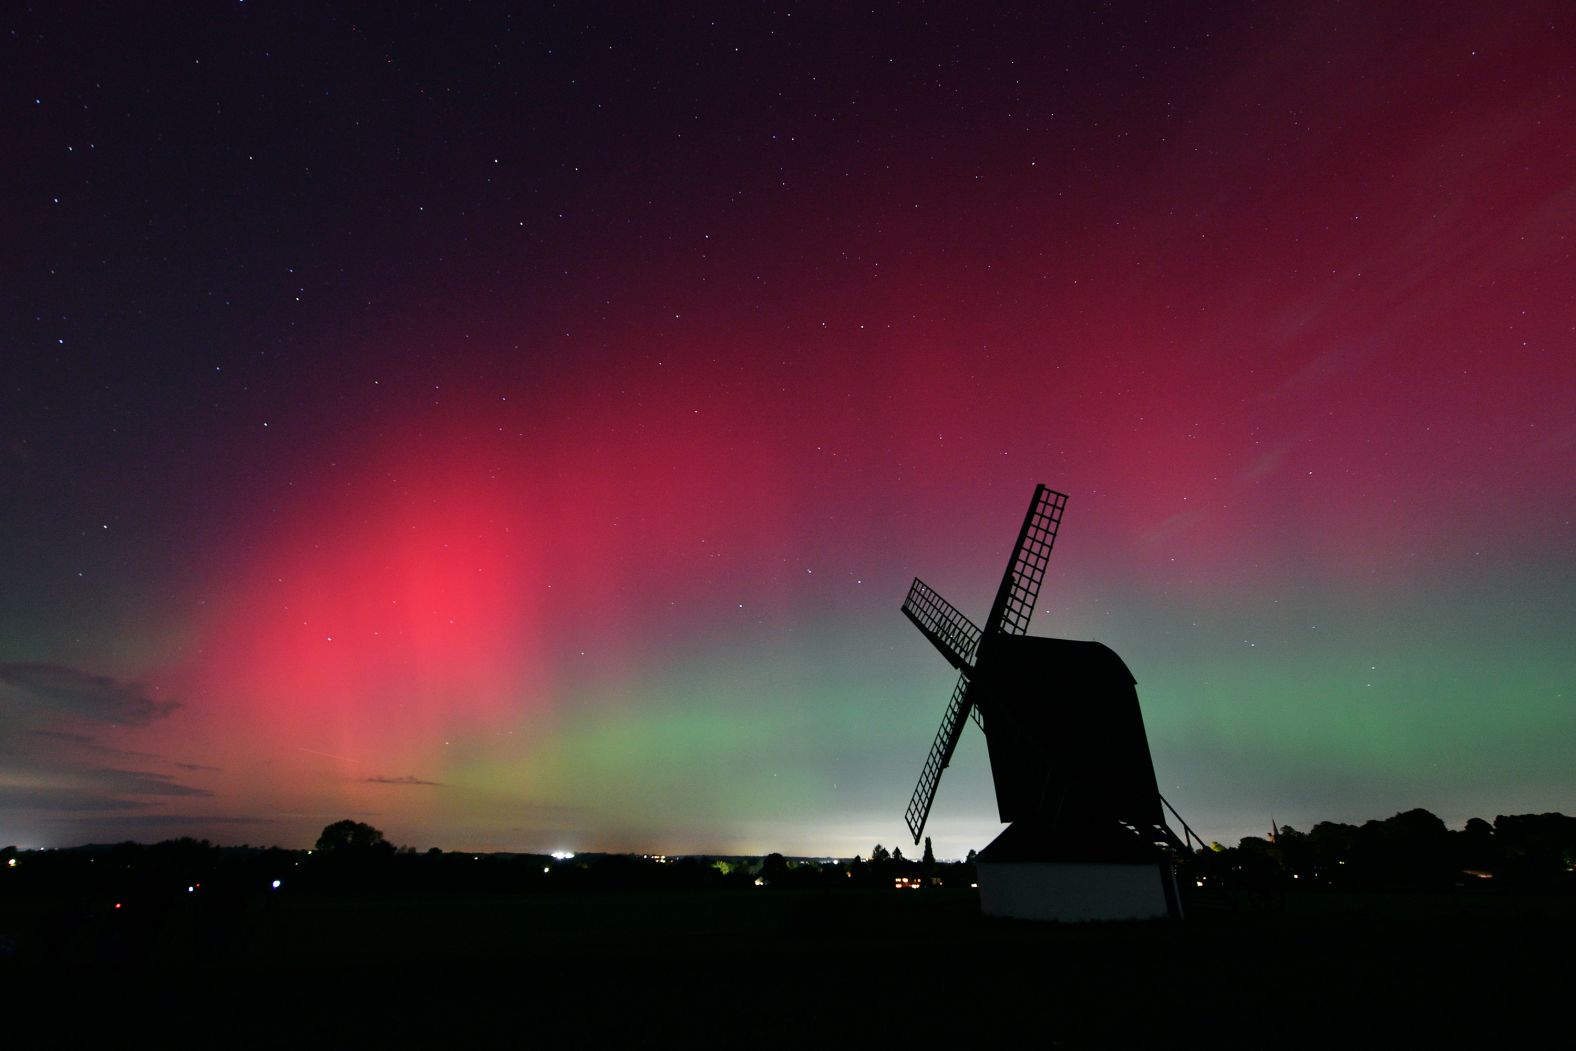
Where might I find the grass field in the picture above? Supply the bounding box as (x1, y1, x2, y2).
(4, 887, 1571, 1045)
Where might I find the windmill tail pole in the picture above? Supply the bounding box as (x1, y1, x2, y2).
(1159, 793, 1207, 853)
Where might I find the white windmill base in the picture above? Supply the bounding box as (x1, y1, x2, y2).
(976, 860, 1177, 922)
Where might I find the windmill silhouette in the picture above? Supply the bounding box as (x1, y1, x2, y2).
(900, 484, 1191, 920)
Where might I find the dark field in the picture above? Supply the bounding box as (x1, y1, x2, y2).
(4, 887, 1571, 1046)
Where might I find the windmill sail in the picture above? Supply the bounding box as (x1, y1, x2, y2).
(905, 673, 974, 843)
(983, 485, 1067, 637)
(901, 577, 981, 670)
(900, 488, 1066, 844)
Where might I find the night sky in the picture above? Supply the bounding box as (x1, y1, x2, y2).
(4, 3, 1572, 858)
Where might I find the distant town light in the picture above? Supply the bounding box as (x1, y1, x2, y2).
(551, 850, 575, 861)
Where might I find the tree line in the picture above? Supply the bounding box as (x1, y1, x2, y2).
(4, 809, 1571, 903)
(1188, 808, 1576, 893)
(0, 826, 971, 899)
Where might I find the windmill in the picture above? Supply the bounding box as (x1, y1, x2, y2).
(900, 484, 1191, 921)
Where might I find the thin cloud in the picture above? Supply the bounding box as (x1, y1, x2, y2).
(87, 768, 213, 798)
(367, 775, 446, 787)
(171, 760, 223, 773)
(1241, 447, 1286, 483)
(1139, 509, 1207, 548)
(0, 662, 179, 725)
(65, 813, 273, 828)
(21, 728, 220, 774)
(25, 729, 94, 745)
(26, 729, 160, 761)
(0, 785, 155, 812)
(0, 768, 213, 815)
(0, 664, 215, 830)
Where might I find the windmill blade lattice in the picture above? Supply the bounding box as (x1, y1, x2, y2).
(985, 486, 1068, 636)
(901, 577, 982, 670)
(905, 672, 974, 843)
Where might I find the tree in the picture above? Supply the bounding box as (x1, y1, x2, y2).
(870, 844, 890, 862)
(1354, 809, 1452, 887)
(1455, 817, 1496, 872)
(759, 852, 790, 886)
(1275, 824, 1311, 875)
(1308, 821, 1359, 870)
(1493, 813, 1576, 886)
(315, 820, 394, 854)
(922, 836, 935, 874)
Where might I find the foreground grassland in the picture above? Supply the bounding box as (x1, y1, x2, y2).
(3, 888, 1570, 1045)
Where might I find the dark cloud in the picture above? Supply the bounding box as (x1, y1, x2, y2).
(0, 662, 179, 725)
(367, 775, 445, 787)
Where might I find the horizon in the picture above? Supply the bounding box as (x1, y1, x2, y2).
(11, 801, 1570, 862)
(4, 4, 1573, 858)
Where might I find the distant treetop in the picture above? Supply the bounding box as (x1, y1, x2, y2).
(315, 820, 394, 854)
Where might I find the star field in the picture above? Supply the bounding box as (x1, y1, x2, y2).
(2, 3, 1572, 856)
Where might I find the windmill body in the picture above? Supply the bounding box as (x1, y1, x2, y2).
(900, 485, 1184, 921)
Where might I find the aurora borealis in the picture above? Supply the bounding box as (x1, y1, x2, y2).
(4, 4, 1572, 858)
